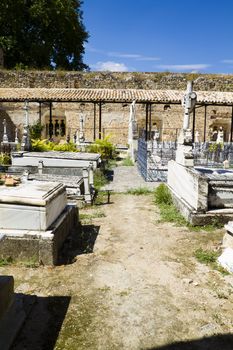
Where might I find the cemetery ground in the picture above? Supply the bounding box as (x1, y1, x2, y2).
(1, 190, 233, 349)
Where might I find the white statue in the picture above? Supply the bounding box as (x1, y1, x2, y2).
(194, 131, 199, 143)
(216, 126, 224, 144)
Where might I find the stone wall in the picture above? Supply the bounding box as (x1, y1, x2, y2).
(0, 70, 233, 91)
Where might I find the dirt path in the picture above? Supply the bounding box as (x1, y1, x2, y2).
(2, 194, 233, 349)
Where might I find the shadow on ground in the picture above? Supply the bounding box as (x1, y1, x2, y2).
(146, 333, 233, 350)
(58, 224, 100, 265)
(11, 294, 71, 350)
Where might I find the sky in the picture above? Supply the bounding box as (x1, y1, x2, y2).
(82, 0, 233, 74)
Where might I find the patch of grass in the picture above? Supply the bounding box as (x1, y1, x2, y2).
(94, 169, 109, 190)
(18, 256, 39, 268)
(158, 203, 187, 226)
(121, 157, 134, 166)
(154, 184, 187, 225)
(0, 257, 13, 266)
(195, 248, 219, 264)
(194, 248, 229, 275)
(154, 184, 223, 231)
(79, 210, 106, 222)
(126, 187, 152, 195)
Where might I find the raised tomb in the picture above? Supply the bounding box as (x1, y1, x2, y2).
(168, 82, 233, 225)
(0, 180, 78, 265)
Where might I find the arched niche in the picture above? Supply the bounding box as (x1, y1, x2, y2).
(41, 109, 67, 142)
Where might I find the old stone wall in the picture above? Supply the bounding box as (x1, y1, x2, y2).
(1, 70, 233, 91)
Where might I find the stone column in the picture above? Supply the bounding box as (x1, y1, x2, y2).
(83, 167, 92, 203)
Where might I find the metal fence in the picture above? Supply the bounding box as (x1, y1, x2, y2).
(137, 139, 233, 181)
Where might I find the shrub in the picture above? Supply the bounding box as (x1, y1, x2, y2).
(31, 139, 78, 152)
(87, 136, 116, 160)
(154, 184, 173, 205)
(31, 139, 49, 151)
(0, 152, 11, 165)
(29, 121, 44, 140)
(52, 142, 77, 152)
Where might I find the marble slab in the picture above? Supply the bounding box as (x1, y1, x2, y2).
(0, 181, 67, 231)
(168, 160, 208, 211)
(12, 151, 101, 169)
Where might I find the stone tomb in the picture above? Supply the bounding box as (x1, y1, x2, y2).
(11, 151, 101, 170)
(0, 181, 78, 265)
(168, 161, 233, 225)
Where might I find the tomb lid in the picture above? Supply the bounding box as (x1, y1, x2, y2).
(0, 181, 65, 206)
(12, 151, 101, 160)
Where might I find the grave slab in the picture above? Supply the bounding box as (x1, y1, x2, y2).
(11, 151, 101, 169)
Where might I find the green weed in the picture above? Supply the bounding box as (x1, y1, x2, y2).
(158, 203, 187, 225)
(194, 248, 229, 275)
(126, 187, 152, 195)
(93, 169, 109, 190)
(121, 157, 134, 166)
(154, 183, 173, 205)
(0, 257, 13, 266)
(79, 211, 105, 222)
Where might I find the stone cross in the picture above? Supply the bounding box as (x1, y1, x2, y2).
(21, 101, 31, 151)
(15, 128, 19, 144)
(182, 81, 197, 131)
(2, 119, 8, 143)
(79, 113, 85, 143)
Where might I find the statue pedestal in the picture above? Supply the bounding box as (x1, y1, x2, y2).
(175, 144, 194, 167)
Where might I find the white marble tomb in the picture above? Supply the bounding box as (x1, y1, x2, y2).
(0, 181, 67, 231)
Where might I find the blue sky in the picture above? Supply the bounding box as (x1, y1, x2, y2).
(82, 0, 233, 74)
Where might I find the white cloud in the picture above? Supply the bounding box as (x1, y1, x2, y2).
(156, 64, 211, 71)
(90, 61, 129, 72)
(221, 59, 233, 64)
(108, 51, 160, 61)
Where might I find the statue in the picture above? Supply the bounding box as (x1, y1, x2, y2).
(216, 126, 224, 144)
(194, 131, 199, 143)
(2, 119, 8, 143)
(181, 81, 197, 144)
(79, 113, 85, 143)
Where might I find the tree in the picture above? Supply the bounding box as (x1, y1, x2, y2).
(0, 0, 89, 70)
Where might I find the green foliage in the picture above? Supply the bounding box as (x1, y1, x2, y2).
(29, 121, 44, 140)
(93, 169, 109, 190)
(194, 248, 229, 275)
(0, 0, 89, 70)
(208, 142, 223, 152)
(87, 136, 116, 160)
(0, 257, 13, 266)
(126, 187, 152, 195)
(0, 152, 11, 165)
(52, 142, 78, 152)
(31, 139, 49, 151)
(158, 203, 187, 225)
(121, 157, 134, 166)
(154, 184, 187, 225)
(31, 139, 78, 152)
(154, 184, 173, 205)
(195, 248, 219, 264)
